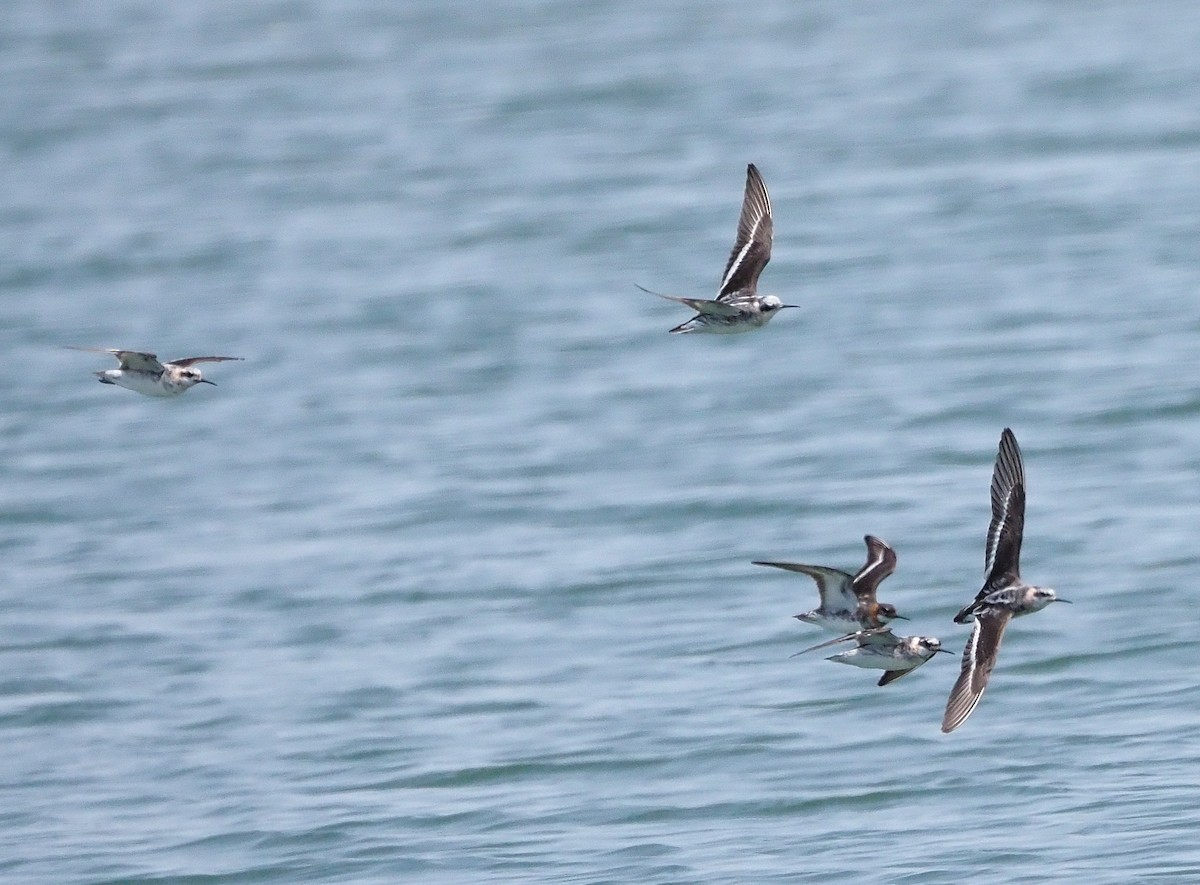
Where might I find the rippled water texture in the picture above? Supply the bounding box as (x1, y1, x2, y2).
(4, 1, 1200, 882)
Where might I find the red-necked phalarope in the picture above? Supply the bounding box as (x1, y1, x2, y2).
(68, 347, 243, 397)
(795, 627, 952, 686)
(754, 535, 909, 633)
(639, 163, 798, 334)
(942, 428, 1070, 733)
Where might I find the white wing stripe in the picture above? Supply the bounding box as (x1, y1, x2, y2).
(719, 216, 761, 293)
(965, 618, 981, 676)
(859, 546, 886, 583)
(985, 491, 1011, 577)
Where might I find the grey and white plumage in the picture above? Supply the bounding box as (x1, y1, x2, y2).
(941, 428, 1070, 734)
(68, 347, 243, 397)
(754, 535, 908, 634)
(642, 163, 798, 334)
(796, 627, 951, 686)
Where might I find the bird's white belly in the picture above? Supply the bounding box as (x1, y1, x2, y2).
(799, 612, 860, 633)
(109, 370, 175, 397)
(829, 647, 909, 671)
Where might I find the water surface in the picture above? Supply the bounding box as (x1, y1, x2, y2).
(4, 1, 1200, 882)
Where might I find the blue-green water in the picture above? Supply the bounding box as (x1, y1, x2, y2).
(5, 1, 1200, 881)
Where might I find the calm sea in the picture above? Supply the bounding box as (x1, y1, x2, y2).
(4, 1, 1200, 882)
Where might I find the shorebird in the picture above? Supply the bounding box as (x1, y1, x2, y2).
(641, 163, 798, 333)
(754, 535, 908, 634)
(795, 627, 951, 686)
(941, 428, 1070, 734)
(68, 347, 243, 397)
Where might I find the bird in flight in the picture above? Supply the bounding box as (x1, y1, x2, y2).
(641, 163, 798, 333)
(941, 428, 1070, 734)
(68, 347, 243, 397)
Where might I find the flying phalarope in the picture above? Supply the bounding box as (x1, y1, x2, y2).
(795, 627, 951, 686)
(640, 163, 798, 333)
(941, 428, 1070, 733)
(754, 535, 908, 633)
(68, 347, 243, 397)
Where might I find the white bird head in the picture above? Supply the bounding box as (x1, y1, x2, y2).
(176, 367, 215, 388)
(760, 294, 799, 313)
(916, 637, 953, 657)
(1029, 586, 1068, 610)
